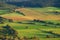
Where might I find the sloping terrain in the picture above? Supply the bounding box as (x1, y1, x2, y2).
(1, 13, 33, 21)
(0, 7, 60, 21)
(0, 1, 60, 40)
(0, 8, 33, 21)
(16, 7, 60, 20)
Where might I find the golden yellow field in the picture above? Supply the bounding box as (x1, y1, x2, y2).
(16, 8, 60, 20)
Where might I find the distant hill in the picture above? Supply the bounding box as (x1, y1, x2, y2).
(0, 2, 17, 9)
(0, 0, 60, 7)
(6, 0, 60, 7)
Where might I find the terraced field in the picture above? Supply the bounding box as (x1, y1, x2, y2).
(0, 20, 60, 40)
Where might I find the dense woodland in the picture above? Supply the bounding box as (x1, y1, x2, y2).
(0, 0, 60, 7)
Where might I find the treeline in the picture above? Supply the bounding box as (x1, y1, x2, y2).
(42, 30, 60, 38)
(0, 0, 60, 7)
(0, 25, 20, 40)
(0, 16, 13, 24)
(33, 19, 60, 27)
(6, 0, 60, 7)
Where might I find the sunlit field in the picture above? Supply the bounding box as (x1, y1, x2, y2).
(18, 7, 60, 20)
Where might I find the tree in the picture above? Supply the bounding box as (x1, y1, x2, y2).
(33, 19, 37, 22)
(16, 11, 25, 16)
(23, 36, 28, 40)
(8, 19, 13, 22)
(25, 26, 29, 29)
(46, 35, 50, 38)
(32, 36, 39, 40)
(0, 16, 4, 23)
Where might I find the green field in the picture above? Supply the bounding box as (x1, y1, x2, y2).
(0, 7, 60, 40)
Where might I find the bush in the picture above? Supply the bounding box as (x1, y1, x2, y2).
(16, 11, 25, 16)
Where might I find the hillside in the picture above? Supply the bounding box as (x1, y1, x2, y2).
(15, 7, 60, 20)
(0, 0, 60, 40)
(0, 7, 60, 21)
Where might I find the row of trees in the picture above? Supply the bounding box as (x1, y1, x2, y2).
(0, 16, 13, 24)
(15, 11, 25, 16)
(42, 30, 60, 38)
(33, 19, 60, 27)
(47, 11, 60, 15)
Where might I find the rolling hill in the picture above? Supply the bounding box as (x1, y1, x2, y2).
(15, 7, 60, 20)
(0, 1, 60, 40)
(0, 7, 60, 21)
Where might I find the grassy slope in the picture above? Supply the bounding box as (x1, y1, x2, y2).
(12, 7, 60, 40)
(0, 10, 33, 21)
(1, 7, 60, 21)
(0, 22, 60, 40)
(0, 7, 60, 40)
(16, 7, 60, 20)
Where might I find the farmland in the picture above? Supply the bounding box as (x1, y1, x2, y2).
(17, 7, 60, 20)
(0, 7, 60, 40)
